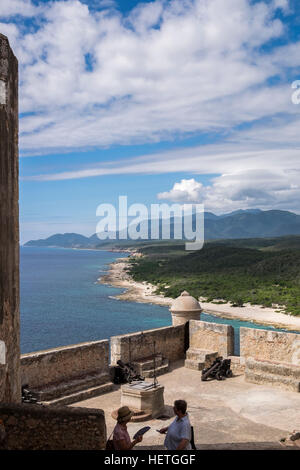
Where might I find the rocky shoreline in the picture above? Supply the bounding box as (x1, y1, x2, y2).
(99, 254, 300, 332)
(99, 255, 172, 307)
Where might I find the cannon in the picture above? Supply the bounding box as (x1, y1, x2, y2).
(201, 357, 233, 381)
(113, 360, 145, 384)
(21, 384, 39, 404)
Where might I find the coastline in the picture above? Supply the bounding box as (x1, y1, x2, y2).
(99, 255, 300, 333)
(99, 255, 172, 307)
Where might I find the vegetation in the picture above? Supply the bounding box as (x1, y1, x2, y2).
(125, 236, 300, 317)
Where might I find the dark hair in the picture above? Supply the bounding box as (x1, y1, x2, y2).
(174, 399, 187, 414)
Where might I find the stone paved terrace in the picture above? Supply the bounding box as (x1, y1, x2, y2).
(71, 359, 300, 450)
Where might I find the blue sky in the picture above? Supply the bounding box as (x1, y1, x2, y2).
(1, 0, 300, 243)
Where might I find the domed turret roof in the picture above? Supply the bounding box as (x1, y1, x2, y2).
(170, 291, 202, 313)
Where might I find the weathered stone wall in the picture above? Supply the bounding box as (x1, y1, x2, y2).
(189, 320, 234, 357)
(21, 340, 110, 389)
(110, 325, 186, 365)
(0, 34, 20, 403)
(240, 327, 300, 365)
(0, 403, 106, 450)
(245, 357, 300, 392)
(228, 355, 246, 375)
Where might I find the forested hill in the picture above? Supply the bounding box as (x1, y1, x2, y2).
(127, 236, 300, 317)
(203, 209, 300, 239)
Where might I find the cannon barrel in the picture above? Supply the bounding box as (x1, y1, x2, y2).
(201, 358, 222, 381)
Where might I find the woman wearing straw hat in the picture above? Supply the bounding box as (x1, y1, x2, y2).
(113, 406, 143, 450)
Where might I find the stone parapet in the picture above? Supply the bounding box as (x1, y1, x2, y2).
(110, 324, 186, 366)
(21, 340, 110, 388)
(240, 327, 300, 365)
(245, 357, 300, 393)
(21, 340, 112, 404)
(0, 403, 106, 449)
(189, 320, 234, 357)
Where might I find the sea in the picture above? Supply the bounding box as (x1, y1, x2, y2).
(20, 246, 299, 356)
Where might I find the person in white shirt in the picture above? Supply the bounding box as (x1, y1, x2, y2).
(158, 399, 192, 450)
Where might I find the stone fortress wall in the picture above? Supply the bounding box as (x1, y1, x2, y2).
(240, 327, 300, 392)
(240, 327, 300, 365)
(0, 403, 106, 450)
(189, 320, 234, 357)
(19, 319, 300, 391)
(1, 301, 300, 450)
(110, 324, 187, 365)
(21, 339, 110, 389)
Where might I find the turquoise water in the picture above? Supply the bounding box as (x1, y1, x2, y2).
(20, 246, 299, 355)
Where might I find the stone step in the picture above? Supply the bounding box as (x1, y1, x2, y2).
(132, 355, 164, 372)
(184, 359, 205, 371)
(245, 370, 300, 393)
(41, 382, 114, 406)
(142, 362, 169, 378)
(186, 349, 218, 364)
(33, 372, 111, 401)
(246, 358, 300, 379)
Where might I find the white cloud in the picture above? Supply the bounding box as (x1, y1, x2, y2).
(0, 0, 298, 155)
(23, 143, 300, 181)
(0, 0, 38, 17)
(0, 22, 20, 44)
(158, 178, 205, 203)
(3, 0, 300, 217)
(26, 139, 300, 213)
(96, 0, 117, 8)
(272, 0, 289, 12)
(157, 169, 300, 214)
(128, 1, 164, 33)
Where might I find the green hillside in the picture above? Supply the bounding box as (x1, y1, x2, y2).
(126, 237, 300, 316)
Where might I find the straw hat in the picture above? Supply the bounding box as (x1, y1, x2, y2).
(116, 406, 133, 423)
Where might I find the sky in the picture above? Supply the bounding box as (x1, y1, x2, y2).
(0, 0, 300, 243)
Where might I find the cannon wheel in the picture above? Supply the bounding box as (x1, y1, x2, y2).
(226, 369, 233, 378)
(216, 372, 225, 380)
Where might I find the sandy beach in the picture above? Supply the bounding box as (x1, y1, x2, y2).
(99, 256, 172, 307)
(99, 255, 300, 332)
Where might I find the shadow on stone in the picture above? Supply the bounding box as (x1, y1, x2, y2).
(156, 404, 174, 420)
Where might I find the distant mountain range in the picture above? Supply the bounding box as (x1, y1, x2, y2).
(23, 209, 300, 248)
